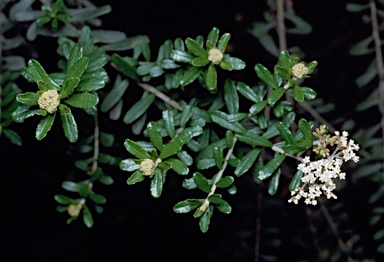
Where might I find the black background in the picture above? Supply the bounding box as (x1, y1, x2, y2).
(2, 0, 380, 261)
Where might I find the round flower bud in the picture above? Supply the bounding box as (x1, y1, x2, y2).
(208, 48, 223, 64)
(140, 159, 156, 177)
(292, 63, 308, 79)
(67, 204, 81, 217)
(38, 89, 60, 114)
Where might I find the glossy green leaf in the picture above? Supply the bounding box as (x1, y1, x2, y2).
(289, 170, 303, 191)
(66, 44, 83, 71)
(161, 59, 180, 69)
(225, 131, 234, 148)
(150, 66, 164, 77)
(180, 66, 202, 87)
(127, 170, 145, 185)
(301, 87, 317, 100)
(27, 59, 56, 90)
(103, 35, 149, 51)
(150, 169, 166, 198)
(207, 27, 219, 46)
(204, 64, 217, 91)
(268, 169, 281, 196)
(177, 151, 193, 166)
(16, 92, 38, 106)
(211, 112, 246, 133)
(197, 159, 216, 170)
(258, 153, 286, 180)
(124, 139, 151, 159)
(257, 114, 267, 129)
(111, 54, 139, 81)
(180, 105, 193, 127)
(267, 87, 285, 106)
(279, 50, 291, 75)
(101, 79, 128, 112)
(3, 129, 22, 146)
(235, 132, 272, 147)
(208, 194, 222, 204)
(235, 148, 261, 177)
(36, 114, 55, 140)
(54, 194, 73, 205)
(89, 193, 107, 204)
(236, 82, 259, 102)
(249, 100, 268, 115)
(255, 64, 279, 89)
(307, 61, 318, 74)
(216, 176, 234, 188)
(277, 122, 294, 144)
(185, 38, 207, 57)
(146, 121, 163, 151)
(162, 110, 175, 138)
(173, 199, 205, 213)
(293, 85, 304, 102)
(166, 158, 189, 175)
(274, 65, 290, 80)
(61, 111, 78, 143)
(298, 118, 312, 140)
(82, 205, 94, 228)
(217, 33, 231, 53)
(224, 57, 246, 70)
(216, 199, 232, 214)
(65, 57, 89, 81)
(213, 147, 224, 169)
(69, 4, 111, 22)
(159, 128, 193, 159)
(123, 92, 155, 124)
(192, 57, 210, 67)
(170, 50, 195, 63)
(199, 205, 214, 233)
(62, 181, 81, 192)
(60, 77, 80, 99)
(120, 159, 140, 172)
(273, 101, 284, 118)
(63, 93, 99, 108)
(193, 172, 211, 193)
(224, 80, 239, 114)
(12, 105, 38, 121)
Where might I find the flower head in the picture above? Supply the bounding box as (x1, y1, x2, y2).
(38, 89, 60, 113)
(140, 159, 156, 177)
(208, 48, 223, 64)
(292, 63, 308, 79)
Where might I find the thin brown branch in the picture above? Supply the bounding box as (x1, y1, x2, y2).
(138, 83, 183, 111)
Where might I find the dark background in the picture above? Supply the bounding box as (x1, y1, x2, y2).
(2, 0, 380, 261)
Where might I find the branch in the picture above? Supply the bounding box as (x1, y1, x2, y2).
(138, 83, 183, 111)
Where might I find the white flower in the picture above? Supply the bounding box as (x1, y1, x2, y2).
(140, 159, 155, 177)
(38, 89, 60, 113)
(208, 48, 223, 64)
(292, 63, 308, 79)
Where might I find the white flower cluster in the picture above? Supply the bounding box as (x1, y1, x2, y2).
(38, 89, 60, 113)
(292, 63, 308, 79)
(140, 159, 156, 177)
(208, 48, 223, 64)
(289, 130, 359, 205)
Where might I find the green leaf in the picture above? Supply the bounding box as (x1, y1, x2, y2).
(235, 148, 261, 177)
(346, 3, 369, 12)
(82, 205, 94, 228)
(279, 50, 291, 75)
(225, 130, 234, 148)
(89, 193, 107, 204)
(216, 176, 234, 188)
(124, 139, 151, 159)
(307, 61, 318, 74)
(224, 57, 246, 70)
(268, 169, 281, 196)
(61, 111, 78, 143)
(54, 195, 73, 205)
(150, 169, 166, 198)
(298, 118, 312, 141)
(193, 172, 211, 193)
(301, 87, 317, 100)
(127, 170, 145, 185)
(65, 57, 89, 82)
(101, 79, 129, 112)
(66, 44, 83, 71)
(224, 80, 239, 114)
(166, 158, 189, 175)
(181, 66, 202, 87)
(236, 82, 259, 102)
(120, 158, 140, 172)
(267, 87, 285, 106)
(62, 181, 81, 192)
(199, 205, 214, 233)
(235, 132, 273, 147)
(274, 65, 290, 80)
(258, 153, 286, 180)
(212, 147, 224, 169)
(12, 105, 38, 121)
(162, 110, 175, 138)
(170, 50, 195, 63)
(69, 4, 111, 23)
(293, 85, 304, 102)
(197, 159, 216, 170)
(159, 128, 193, 159)
(289, 170, 303, 191)
(27, 59, 57, 90)
(147, 121, 163, 151)
(185, 38, 207, 57)
(60, 77, 80, 99)
(217, 33, 231, 53)
(180, 105, 193, 127)
(216, 199, 232, 214)
(207, 27, 219, 46)
(123, 92, 155, 124)
(204, 64, 217, 91)
(76, 78, 106, 92)
(36, 114, 55, 140)
(63, 93, 99, 108)
(173, 199, 205, 213)
(3, 129, 22, 146)
(16, 92, 39, 106)
(103, 35, 149, 51)
(211, 112, 246, 133)
(111, 54, 139, 81)
(273, 101, 284, 118)
(192, 57, 210, 67)
(277, 122, 294, 144)
(249, 100, 268, 115)
(255, 64, 279, 89)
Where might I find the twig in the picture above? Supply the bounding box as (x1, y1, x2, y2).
(369, 0, 384, 172)
(138, 83, 183, 111)
(89, 113, 99, 175)
(319, 200, 353, 262)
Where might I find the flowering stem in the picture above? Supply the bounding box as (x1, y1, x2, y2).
(271, 145, 304, 162)
(138, 83, 183, 111)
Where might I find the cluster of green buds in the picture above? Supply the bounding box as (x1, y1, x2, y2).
(37, 0, 69, 30)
